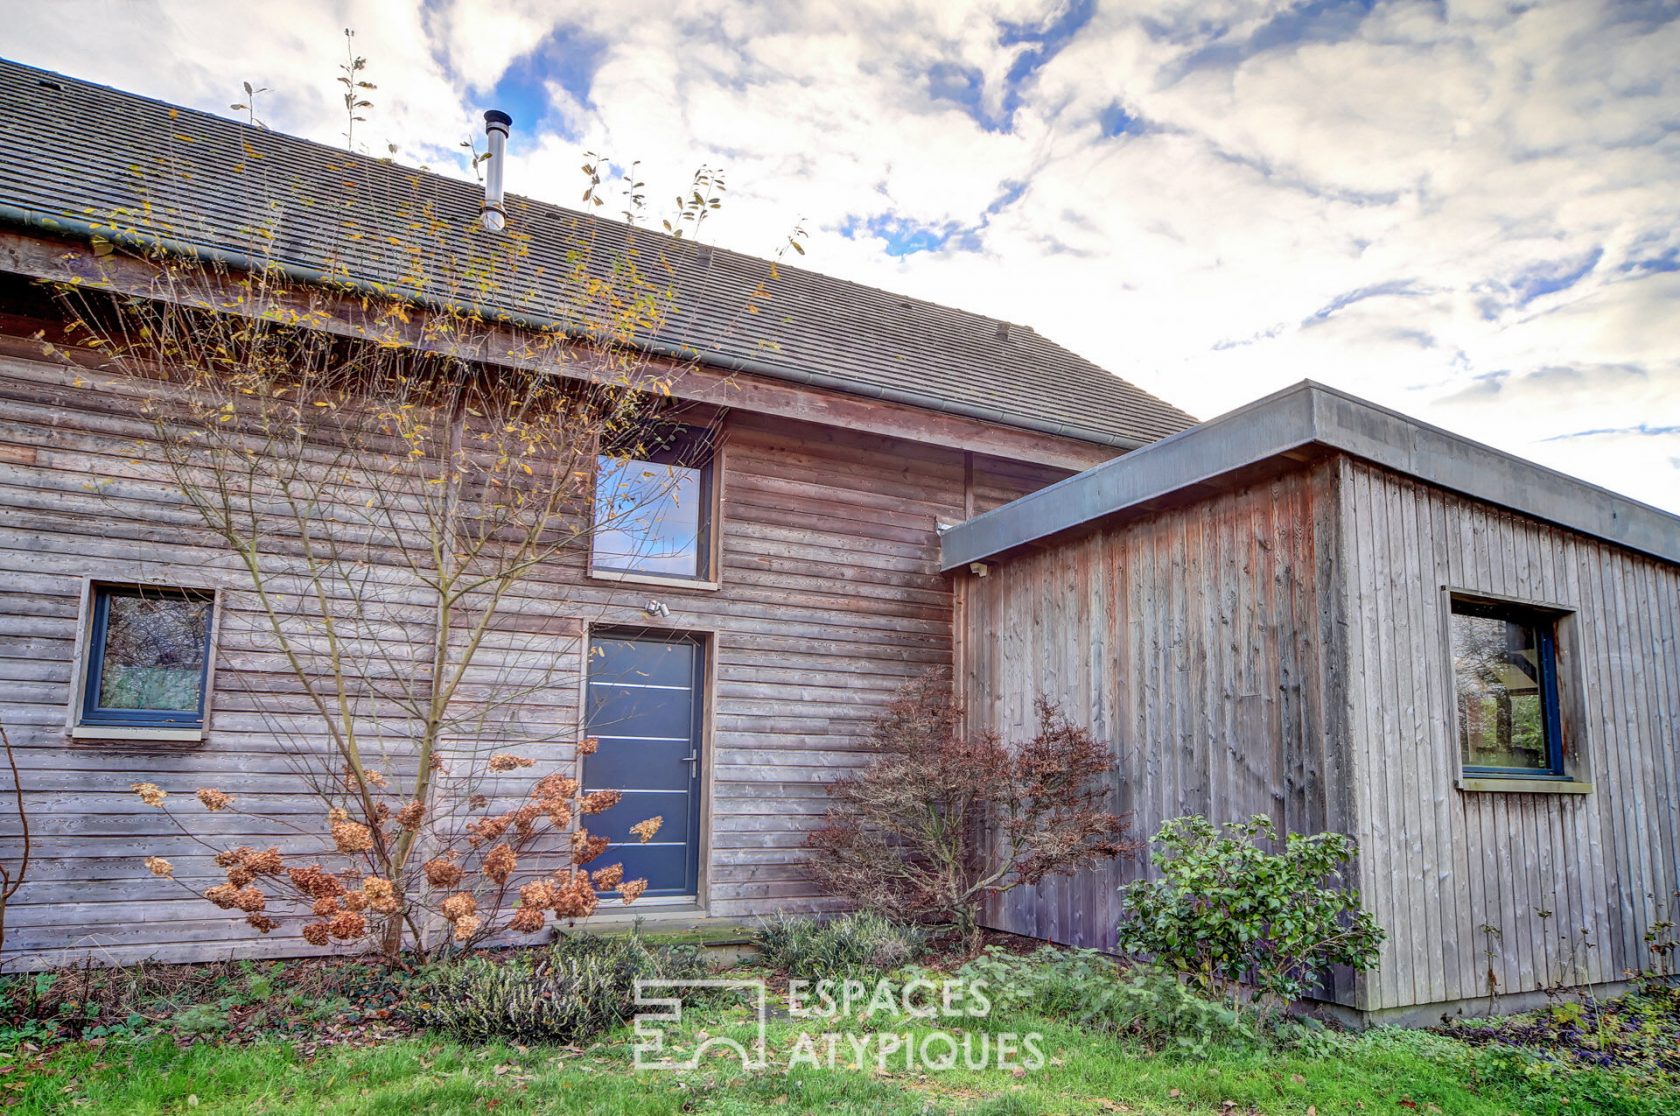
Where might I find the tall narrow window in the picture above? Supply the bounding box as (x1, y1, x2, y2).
(1450, 598, 1564, 778)
(80, 585, 215, 729)
(591, 427, 713, 581)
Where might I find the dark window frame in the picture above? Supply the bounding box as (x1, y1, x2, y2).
(79, 584, 216, 729)
(589, 424, 717, 584)
(1450, 596, 1567, 780)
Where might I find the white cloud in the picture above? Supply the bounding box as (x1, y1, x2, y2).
(1, 0, 1676, 509)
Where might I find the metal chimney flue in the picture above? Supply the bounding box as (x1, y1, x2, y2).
(480, 110, 512, 232)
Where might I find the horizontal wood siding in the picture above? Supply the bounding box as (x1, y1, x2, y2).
(960, 461, 1350, 999)
(0, 337, 1082, 967)
(1338, 459, 1680, 1012)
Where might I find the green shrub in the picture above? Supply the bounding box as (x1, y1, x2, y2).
(407, 932, 711, 1044)
(953, 945, 1260, 1054)
(751, 911, 927, 979)
(1118, 815, 1384, 1010)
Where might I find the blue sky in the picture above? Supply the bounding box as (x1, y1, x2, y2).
(3, 0, 1677, 510)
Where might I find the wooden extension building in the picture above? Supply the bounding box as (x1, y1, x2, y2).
(0, 60, 1677, 1024)
(945, 382, 1680, 1023)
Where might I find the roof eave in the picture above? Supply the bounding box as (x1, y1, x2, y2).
(0, 202, 1149, 453)
(941, 380, 1680, 570)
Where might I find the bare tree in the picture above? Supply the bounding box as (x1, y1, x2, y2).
(46, 159, 746, 962)
(0, 725, 30, 965)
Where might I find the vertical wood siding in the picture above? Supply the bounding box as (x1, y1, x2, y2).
(1338, 460, 1680, 1012)
(964, 450, 1680, 1014)
(0, 342, 1074, 966)
(960, 461, 1351, 999)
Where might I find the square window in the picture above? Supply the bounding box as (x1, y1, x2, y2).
(80, 585, 215, 729)
(591, 427, 714, 581)
(1450, 598, 1564, 778)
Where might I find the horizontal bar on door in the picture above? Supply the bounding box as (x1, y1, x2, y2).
(587, 681, 693, 691)
(583, 787, 690, 795)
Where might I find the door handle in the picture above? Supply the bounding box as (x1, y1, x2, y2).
(681, 751, 698, 778)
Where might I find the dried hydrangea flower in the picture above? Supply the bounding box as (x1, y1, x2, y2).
(507, 906, 545, 933)
(570, 829, 610, 865)
(534, 773, 579, 801)
(579, 790, 621, 815)
(246, 914, 278, 934)
(288, 864, 345, 899)
(395, 800, 425, 830)
(487, 753, 535, 772)
(204, 883, 240, 909)
(551, 871, 598, 919)
(132, 782, 167, 808)
(465, 815, 511, 848)
(483, 843, 517, 884)
(423, 857, 463, 888)
(327, 911, 367, 940)
(577, 737, 599, 756)
(301, 921, 331, 946)
(590, 864, 623, 891)
(204, 883, 264, 912)
(331, 820, 374, 853)
(362, 876, 401, 915)
(619, 878, 648, 904)
(629, 816, 663, 843)
(508, 803, 541, 839)
(195, 788, 233, 812)
(144, 856, 174, 879)
(453, 914, 482, 942)
(440, 892, 477, 923)
(214, 847, 250, 868)
(518, 880, 555, 910)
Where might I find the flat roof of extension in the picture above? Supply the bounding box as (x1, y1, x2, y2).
(940, 380, 1680, 571)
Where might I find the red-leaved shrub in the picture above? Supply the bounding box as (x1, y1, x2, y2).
(805, 676, 1137, 945)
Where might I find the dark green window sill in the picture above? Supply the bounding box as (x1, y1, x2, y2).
(1456, 777, 1592, 795)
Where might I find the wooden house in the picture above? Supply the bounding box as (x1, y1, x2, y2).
(0, 61, 1675, 1024)
(0, 58, 1188, 968)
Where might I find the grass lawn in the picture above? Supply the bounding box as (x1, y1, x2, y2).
(5, 982, 1675, 1115)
